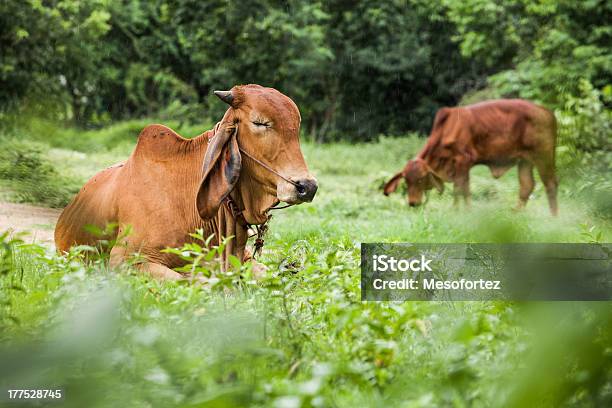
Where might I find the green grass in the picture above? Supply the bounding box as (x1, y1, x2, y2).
(0, 123, 611, 407)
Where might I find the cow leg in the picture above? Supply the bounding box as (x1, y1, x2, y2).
(109, 244, 184, 280)
(109, 245, 128, 269)
(534, 159, 558, 216)
(463, 180, 471, 207)
(453, 183, 460, 207)
(242, 248, 268, 280)
(138, 262, 185, 280)
(517, 161, 535, 209)
(453, 172, 471, 207)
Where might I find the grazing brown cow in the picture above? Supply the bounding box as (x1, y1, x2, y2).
(55, 84, 318, 279)
(384, 99, 558, 215)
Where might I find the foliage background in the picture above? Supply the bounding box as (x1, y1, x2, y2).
(2, 0, 610, 142)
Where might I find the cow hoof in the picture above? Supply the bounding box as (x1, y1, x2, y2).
(251, 261, 268, 280)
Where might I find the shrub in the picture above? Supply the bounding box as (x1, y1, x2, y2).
(0, 140, 79, 207)
(555, 80, 612, 169)
(553, 81, 612, 219)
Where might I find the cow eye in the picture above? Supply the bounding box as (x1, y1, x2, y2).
(252, 121, 271, 128)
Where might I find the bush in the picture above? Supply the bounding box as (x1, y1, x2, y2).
(553, 81, 612, 219)
(555, 80, 612, 168)
(0, 140, 79, 207)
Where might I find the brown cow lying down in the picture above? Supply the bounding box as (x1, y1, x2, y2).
(55, 85, 318, 279)
(384, 99, 558, 215)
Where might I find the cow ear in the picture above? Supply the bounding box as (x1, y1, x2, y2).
(196, 124, 241, 219)
(383, 172, 404, 195)
(428, 171, 444, 194)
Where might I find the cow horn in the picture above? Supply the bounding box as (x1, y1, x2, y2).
(214, 90, 234, 105)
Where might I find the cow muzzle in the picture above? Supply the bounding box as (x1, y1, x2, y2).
(295, 178, 318, 202)
(277, 177, 318, 204)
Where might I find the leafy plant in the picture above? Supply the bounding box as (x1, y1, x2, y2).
(162, 230, 254, 291)
(555, 80, 612, 167)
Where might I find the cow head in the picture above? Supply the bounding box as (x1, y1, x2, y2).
(197, 84, 317, 224)
(383, 158, 444, 207)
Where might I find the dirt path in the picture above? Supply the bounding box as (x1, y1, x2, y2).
(0, 202, 61, 247)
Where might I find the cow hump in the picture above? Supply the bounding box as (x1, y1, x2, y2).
(134, 124, 187, 161)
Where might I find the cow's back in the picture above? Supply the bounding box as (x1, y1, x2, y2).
(54, 163, 122, 253)
(464, 99, 556, 160)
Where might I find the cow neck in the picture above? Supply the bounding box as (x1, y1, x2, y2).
(227, 174, 276, 259)
(224, 194, 249, 228)
(225, 191, 270, 259)
(418, 149, 436, 170)
(418, 147, 449, 180)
